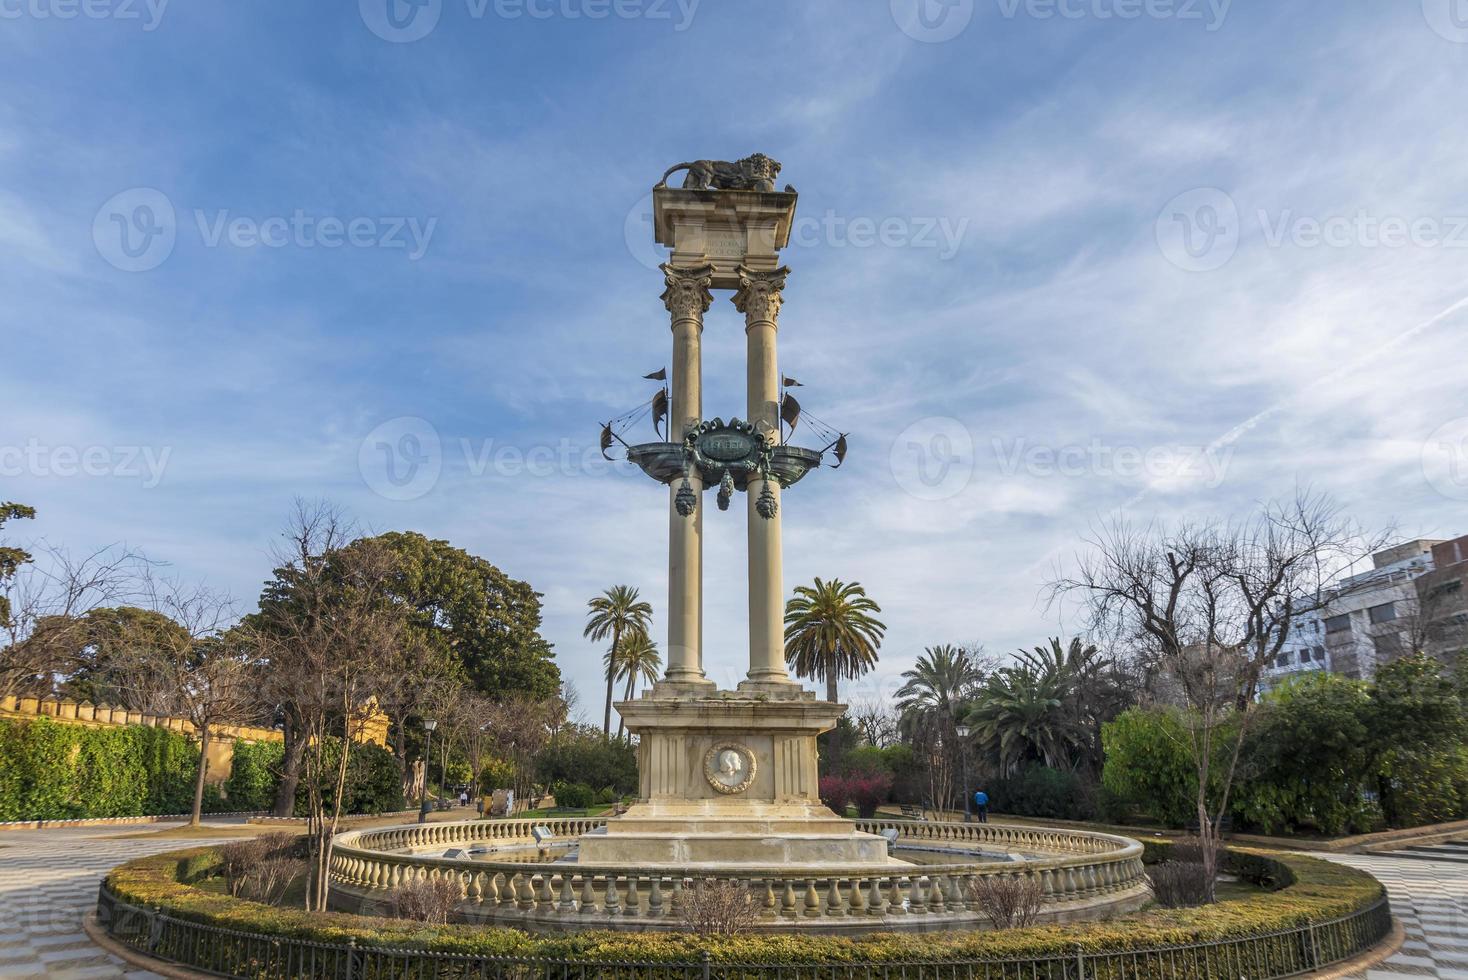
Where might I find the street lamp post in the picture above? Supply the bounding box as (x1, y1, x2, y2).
(418, 719, 438, 824)
(955, 723, 973, 822)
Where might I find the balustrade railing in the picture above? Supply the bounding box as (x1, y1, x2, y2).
(328, 819, 1149, 931)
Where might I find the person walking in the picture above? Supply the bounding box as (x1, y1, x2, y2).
(973, 789, 989, 823)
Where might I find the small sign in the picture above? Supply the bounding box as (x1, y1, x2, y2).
(700, 430, 757, 463)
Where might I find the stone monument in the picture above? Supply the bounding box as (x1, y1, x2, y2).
(578, 156, 891, 869)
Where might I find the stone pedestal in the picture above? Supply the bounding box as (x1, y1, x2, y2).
(577, 692, 893, 869)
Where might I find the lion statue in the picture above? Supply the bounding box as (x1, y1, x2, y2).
(657, 153, 784, 192)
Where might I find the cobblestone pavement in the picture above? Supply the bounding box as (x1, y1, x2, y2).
(1328, 850, 1468, 978)
(0, 823, 241, 980)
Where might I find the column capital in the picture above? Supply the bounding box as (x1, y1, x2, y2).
(660, 263, 716, 322)
(732, 265, 790, 327)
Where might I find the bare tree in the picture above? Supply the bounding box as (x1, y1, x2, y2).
(1049, 490, 1383, 900)
(248, 501, 416, 911)
(849, 698, 899, 747)
(1, 542, 150, 701)
(110, 579, 261, 826)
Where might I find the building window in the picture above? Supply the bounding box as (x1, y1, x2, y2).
(1368, 602, 1397, 624)
(1298, 650, 1310, 664)
(1313, 646, 1325, 662)
(1325, 613, 1352, 634)
(1428, 581, 1463, 601)
(1372, 634, 1402, 657)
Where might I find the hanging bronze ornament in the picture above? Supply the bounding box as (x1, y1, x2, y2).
(756, 480, 778, 519)
(675, 475, 697, 517)
(717, 469, 734, 511)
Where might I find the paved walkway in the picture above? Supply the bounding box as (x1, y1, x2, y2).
(1329, 849, 1468, 978)
(0, 823, 241, 980)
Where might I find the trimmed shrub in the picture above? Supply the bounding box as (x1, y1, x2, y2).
(225, 741, 284, 812)
(534, 725, 638, 797)
(552, 782, 596, 810)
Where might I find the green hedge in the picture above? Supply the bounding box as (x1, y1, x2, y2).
(225, 740, 284, 812)
(290, 740, 403, 817)
(0, 716, 204, 821)
(104, 843, 1384, 967)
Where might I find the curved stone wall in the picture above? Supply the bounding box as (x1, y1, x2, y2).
(329, 818, 1150, 934)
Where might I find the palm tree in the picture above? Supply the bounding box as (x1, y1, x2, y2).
(895, 644, 987, 814)
(583, 586, 653, 737)
(965, 663, 1079, 776)
(783, 578, 887, 704)
(605, 630, 661, 740)
(895, 644, 986, 726)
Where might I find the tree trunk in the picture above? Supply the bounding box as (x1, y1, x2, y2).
(826, 672, 839, 706)
(616, 674, 635, 740)
(189, 723, 211, 827)
(272, 719, 307, 818)
(602, 626, 621, 737)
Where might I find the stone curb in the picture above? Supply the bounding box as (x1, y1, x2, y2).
(0, 811, 268, 832)
(83, 913, 217, 980)
(1300, 915, 1406, 979)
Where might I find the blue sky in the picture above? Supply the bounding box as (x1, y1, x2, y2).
(4, 0, 1468, 721)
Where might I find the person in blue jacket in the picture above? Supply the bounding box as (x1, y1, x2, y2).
(973, 789, 989, 823)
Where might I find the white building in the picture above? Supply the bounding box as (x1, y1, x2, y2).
(1261, 539, 1442, 687)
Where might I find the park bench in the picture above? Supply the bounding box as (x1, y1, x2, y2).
(899, 804, 927, 821)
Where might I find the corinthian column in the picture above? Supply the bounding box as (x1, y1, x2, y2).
(733, 265, 796, 691)
(660, 263, 715, 689)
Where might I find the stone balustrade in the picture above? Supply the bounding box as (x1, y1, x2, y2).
(328, 818, 1150, 934)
